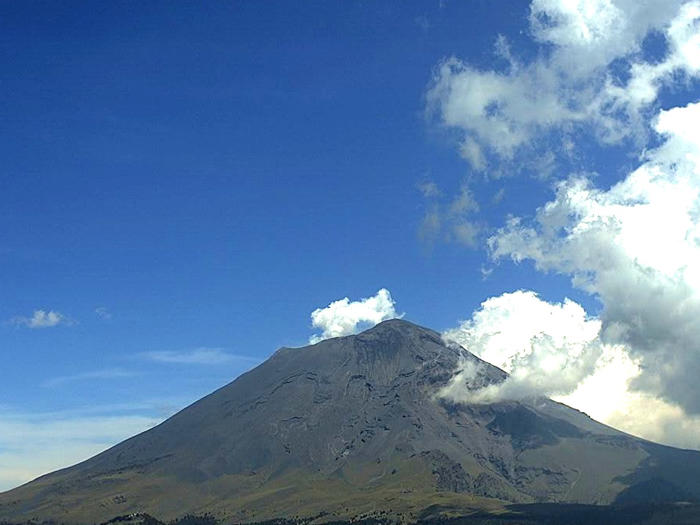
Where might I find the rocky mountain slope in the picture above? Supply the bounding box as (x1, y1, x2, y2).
(2, 319, 700, 524)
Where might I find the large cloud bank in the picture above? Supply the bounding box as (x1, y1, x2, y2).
(442, 289, 700, 450)
(433, 0, 700, 449)
(490, 101, 700, 416)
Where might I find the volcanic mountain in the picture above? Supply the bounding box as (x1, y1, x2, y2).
(2, 319, 700, 523)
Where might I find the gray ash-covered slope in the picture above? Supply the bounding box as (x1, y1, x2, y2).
(2, 319, 700, 524)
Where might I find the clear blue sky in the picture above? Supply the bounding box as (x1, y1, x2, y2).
(2, 0, 699, 490)
(1, 0, 556, 410)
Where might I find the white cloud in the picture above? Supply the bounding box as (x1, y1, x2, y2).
(10, 309, 71, 329)
(427, 56, 574, 161)
(599, 2, 700, 118)
(528, 0, 679, 70)
(309, 289, 401, 343)
(140, 348, 259, 365)
(0, 409, 162, 491)
(488, 101, 700, 419)
(442, 291, 604, 402)
(440, 290, 700, 450)
(426, 0, 699, 173)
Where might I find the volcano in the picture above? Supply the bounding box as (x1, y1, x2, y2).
(2, 319, 700, 523)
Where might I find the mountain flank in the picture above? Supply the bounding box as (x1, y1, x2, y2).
(2, 319, 700, 524)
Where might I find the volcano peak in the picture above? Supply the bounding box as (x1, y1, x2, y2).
(3, 320, 700, 524)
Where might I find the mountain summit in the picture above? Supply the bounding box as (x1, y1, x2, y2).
(2, 319, 700, 523)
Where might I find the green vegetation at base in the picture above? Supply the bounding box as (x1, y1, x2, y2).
(4, 503, 700, 525)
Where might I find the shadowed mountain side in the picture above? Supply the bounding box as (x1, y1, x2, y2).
(2, 319, 700, 524)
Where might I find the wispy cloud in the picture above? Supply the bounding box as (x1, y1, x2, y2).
(9, 309, 72, 329)
(95, 306, 112, 320)
(139, 347, 259, 365)
(42, 368, 135, 388)
(417, 180, 440, 198)
(418, 181, 481, 248)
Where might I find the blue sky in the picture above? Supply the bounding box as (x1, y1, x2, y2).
(2, 0, 700, 491)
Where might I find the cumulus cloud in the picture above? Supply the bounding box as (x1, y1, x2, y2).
(442, 291, 604, 402)
(426, 0, 699, 173)
(10, 309, 71, 329)
(309, 288, 401, 343)
(140, 348, 259, 365)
